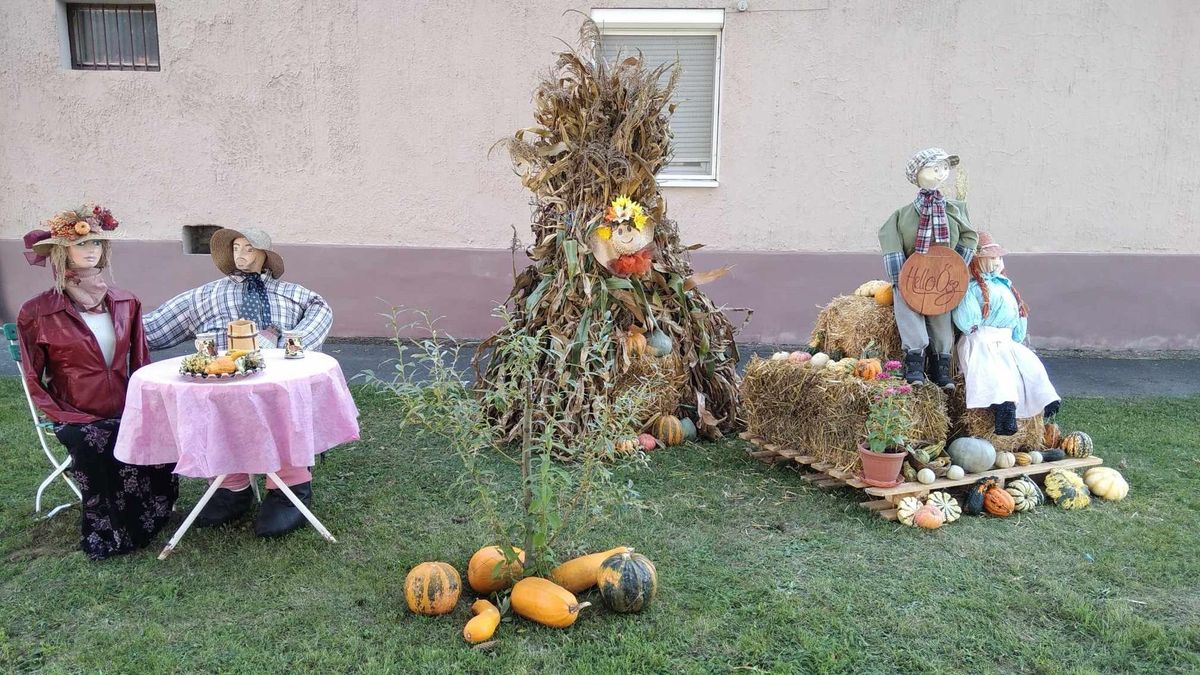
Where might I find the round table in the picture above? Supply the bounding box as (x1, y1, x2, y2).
(114, 349, 360, 557)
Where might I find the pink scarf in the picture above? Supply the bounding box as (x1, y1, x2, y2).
(63, 267, 110, 314)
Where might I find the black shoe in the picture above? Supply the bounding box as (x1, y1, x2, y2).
(929, 353, 955, 390)
(1043, 400, 1061, 420)
(904, 350, 926, 385)
(254, 482, 312, 538)
(194, 487, 254, 528)
(992, 402, 1018, 436)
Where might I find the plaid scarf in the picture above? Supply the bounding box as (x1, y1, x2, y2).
(913, 189, 950, 253)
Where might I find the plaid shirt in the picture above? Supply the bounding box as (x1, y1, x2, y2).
(143, 273, 333, 352)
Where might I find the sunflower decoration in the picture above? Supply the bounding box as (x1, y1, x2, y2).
(592, 195, 655, 276)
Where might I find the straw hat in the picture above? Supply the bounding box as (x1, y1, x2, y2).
(210, 227, 286, 278)
(28, 204, 120, 255)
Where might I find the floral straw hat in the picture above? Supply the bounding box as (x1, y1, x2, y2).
(210, 227, 286, 279)
(23, 203, 120, 265)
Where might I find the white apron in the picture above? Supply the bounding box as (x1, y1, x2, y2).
(957, 326, 1059, 418)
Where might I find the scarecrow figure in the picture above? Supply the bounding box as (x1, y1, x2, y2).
(952, 232, 1061, 435)
(143, 227, 333, 537)
(879, 147, 978, 387)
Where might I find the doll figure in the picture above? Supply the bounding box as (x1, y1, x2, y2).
(952, 232, 1061, 435)
(18, 205, 178, 559)
(879, 147, 978, 387)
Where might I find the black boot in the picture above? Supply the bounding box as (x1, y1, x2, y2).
(929, 353, 955, 390)
(992, 402, 1018, 436)
(195, 487, 254, 528)
(904, 350, 926, 385)
(254, 482, 312, 538)
(1043, 400, 1061, 420)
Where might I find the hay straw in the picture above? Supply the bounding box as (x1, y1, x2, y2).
(616, 353, 686, 425)
(811, 295, 903, 360)
(741, 357, 948, 473)
(946, 373, 1045, 452)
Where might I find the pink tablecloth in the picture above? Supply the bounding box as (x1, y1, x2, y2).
(114, 349, 360, 478)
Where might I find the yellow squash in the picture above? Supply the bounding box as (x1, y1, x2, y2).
(549, 546, 634, 593)
(510, 577, 591, 628)
(462, 599, 500, 644)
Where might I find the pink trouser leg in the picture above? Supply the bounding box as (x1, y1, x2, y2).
(216, 473, 251, 491)
(265, 465, 312, 490)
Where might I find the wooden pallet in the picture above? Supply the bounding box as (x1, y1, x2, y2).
(739, 432, 1103, 521)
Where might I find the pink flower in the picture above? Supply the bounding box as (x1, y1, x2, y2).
(884, 360, 902, 371)
(898, 384, 913, 394)
(875, 372, 890, 380)
(884, 387, 897, 396)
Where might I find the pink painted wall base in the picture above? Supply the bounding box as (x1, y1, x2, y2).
(3, 241, 1198, 351)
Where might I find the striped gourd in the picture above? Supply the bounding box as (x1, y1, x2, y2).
(652, 415, 684, 446)
(1060, 431, 1094, 458)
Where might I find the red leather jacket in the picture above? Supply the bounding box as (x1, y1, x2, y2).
(16, 287, 151, 424)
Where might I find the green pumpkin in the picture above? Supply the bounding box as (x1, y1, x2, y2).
(964, 476, 1000, 516)
(646, 330, 674, 357)
(1041, 449, 1067, 462)
(679, 417, 697, 441)
(1045, 469, 1091, 510)
(597, 551, 658, 613)
(948, 437, 997, 474)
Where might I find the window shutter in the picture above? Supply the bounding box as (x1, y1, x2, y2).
(600, 34, 719, 178)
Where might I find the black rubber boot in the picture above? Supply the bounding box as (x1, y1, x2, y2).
(904, 350, 926, 385)
(929, 353, 955, 390)
(195, 487, 254, 528)
(992, 402, 1018, 436)
(254, 482, 312, 538)
(1043, 400, 1061, 420)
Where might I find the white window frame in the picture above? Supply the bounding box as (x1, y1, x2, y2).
(592, 8, 724, 188)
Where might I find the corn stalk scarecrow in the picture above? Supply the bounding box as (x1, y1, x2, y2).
(474, 20, 744, 451)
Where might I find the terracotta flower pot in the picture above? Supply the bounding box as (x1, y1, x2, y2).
(858, 443, 907, 488)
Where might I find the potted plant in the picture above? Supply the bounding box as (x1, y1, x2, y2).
(859, 360, 915, 487)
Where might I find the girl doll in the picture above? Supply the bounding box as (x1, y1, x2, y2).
(952, 232, 1061, 435)
(19, 205, 177, 559)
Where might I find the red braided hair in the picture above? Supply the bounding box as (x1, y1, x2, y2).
(969, 257, 1028, 319)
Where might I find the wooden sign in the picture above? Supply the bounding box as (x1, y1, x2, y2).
(898, 245, 969, 316)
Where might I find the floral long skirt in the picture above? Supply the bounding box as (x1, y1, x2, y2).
(54, 419, 178, 560)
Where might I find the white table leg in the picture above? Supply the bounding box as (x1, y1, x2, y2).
(158, 474, 227, 560)
(266, 472, 337, 544)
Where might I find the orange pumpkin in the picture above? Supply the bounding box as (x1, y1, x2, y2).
(467, 545, 525, 594)
(405, 561, 462, 615)
(652, 415, 684, 446)
(625, 331, 648, 358)
(853, 358, 883, 381)
(1043, 422, 1062, 449)
(983, 486, 1015, 517)
(874, 284, 894, 306)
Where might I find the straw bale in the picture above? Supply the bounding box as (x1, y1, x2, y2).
(741, 357, 948, 473)
(616, 353, 687, 426)
(810, 295, 903, 360)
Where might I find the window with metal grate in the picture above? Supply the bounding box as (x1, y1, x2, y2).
(66, 3, 160, 71)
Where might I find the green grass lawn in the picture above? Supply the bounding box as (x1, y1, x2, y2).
(1, 378, 1198, 674)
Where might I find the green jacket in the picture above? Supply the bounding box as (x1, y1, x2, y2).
(878, 199, 978, 283)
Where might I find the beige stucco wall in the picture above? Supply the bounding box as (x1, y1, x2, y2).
(1, 0, 1197, 254)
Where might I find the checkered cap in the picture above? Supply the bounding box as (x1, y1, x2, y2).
(905, 147, 960, 185)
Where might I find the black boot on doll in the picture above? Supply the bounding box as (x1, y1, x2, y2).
(990, 402, 1018, 436)
(1043, 400, 1061, 421)
(904, 350, 926, 385)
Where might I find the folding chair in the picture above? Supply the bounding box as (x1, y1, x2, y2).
(3, 323, 82, 518)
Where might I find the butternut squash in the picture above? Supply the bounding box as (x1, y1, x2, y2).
(462, 599, 500, 644)
(510, 577, 591, 628)
(549, 546, 634, 593)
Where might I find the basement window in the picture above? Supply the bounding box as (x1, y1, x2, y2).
(66, 3, 160, 71)
(182, 225, 221, 255)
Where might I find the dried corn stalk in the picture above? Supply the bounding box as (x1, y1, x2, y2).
(473, 20, 743, 450)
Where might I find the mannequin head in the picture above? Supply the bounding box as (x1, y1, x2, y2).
(49, 240, 111, 290)
(915, 159, 951, 189)
(975, 255, 1003, 274)
(232, 237, 267, 274)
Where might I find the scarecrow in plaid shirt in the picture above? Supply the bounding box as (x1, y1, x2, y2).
(143, 227, 333, 537)
(878, 147, 978, 387)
